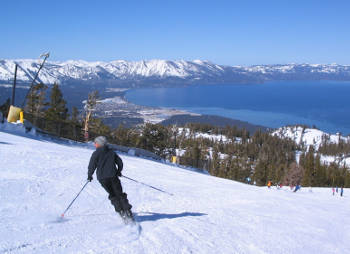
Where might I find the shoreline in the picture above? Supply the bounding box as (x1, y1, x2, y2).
(96, 90, 200, 127)
(97, 89, 269, 132)
(122, 83, 350, 135)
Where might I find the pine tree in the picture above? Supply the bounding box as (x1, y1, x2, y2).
(24, 83, 47, 123)
(45, 83, 68, 135)
(190, 140, 202, 168)
(45, 83, 68, 121)
(228, 156, 239, 181)
(218, 157, 231, 178)
(0, 98, 10, 121)
(302, 146, 315, 186)
(254, 159, 268, 186)
(283, 162, 303, 186)
(274, 165, 286, 185)
(89, 118, 111, 138)
(71, 106, 79, 123)
(237, 155, 252, 182)
(70, 106, 81, 140)
(313, 154, 324, 186)
(344, 169, 350, 188)
(138, 123, 170, 157)
(112, 124, 130, 146)
(83, 91, 99, 141)
(210, 146, 220, 175)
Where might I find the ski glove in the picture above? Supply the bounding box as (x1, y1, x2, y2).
(117, 171, 122, 177)
(87, 175, 93, 182)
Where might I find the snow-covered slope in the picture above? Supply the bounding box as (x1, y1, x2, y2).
(273, 125, 350, 166)
(1, 59, 350, 86)
(0, 126, 349, 254)
(177, 127, 233, 144)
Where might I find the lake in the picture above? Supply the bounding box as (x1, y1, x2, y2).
(125, 81, 350, 135)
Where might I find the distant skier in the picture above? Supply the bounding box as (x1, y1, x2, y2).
(336, 186, 338, 193)
(294, 184, 301, 192)
(87, 136, 134, 223)
(332, 187, 335, 196)
(267, 181, 272, 188)
(340, 187, 344, 197)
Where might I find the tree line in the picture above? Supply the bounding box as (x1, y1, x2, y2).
(109, 123, 350, 188)
(1, 86, 349, 187)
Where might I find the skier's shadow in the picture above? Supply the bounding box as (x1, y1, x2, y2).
(0, 141, 12, 145)
(135, 212, 207, 222)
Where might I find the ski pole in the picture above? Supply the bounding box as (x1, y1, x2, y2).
(122, 175, 174, 196)
(61, 181, 89, 218)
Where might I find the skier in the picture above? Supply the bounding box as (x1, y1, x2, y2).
(87, 136, 134, 223)
(340, 186, 344, 197)
(294, 184, 301, 192)
(332, 187, 335, 196)
(267, 181, 272, 188)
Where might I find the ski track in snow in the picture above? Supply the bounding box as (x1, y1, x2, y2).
(0, 129, 349, 254)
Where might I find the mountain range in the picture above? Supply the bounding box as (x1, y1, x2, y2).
(1, 59, 350, 87)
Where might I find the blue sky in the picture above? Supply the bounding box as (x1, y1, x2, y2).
(1, 0, 350, 65)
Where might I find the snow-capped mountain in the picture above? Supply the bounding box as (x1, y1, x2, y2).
(1, 59, 350, 86)
(0, 59, 236, 85)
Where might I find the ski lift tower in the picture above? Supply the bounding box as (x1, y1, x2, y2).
(7, 52, 50, 123)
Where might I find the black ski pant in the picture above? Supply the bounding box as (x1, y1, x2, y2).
(99, 177, 132, 213)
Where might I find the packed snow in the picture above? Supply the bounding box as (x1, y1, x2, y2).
(0, 124, 349, 254)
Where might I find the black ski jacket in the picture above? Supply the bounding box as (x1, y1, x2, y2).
(88, 145, 123, 181)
